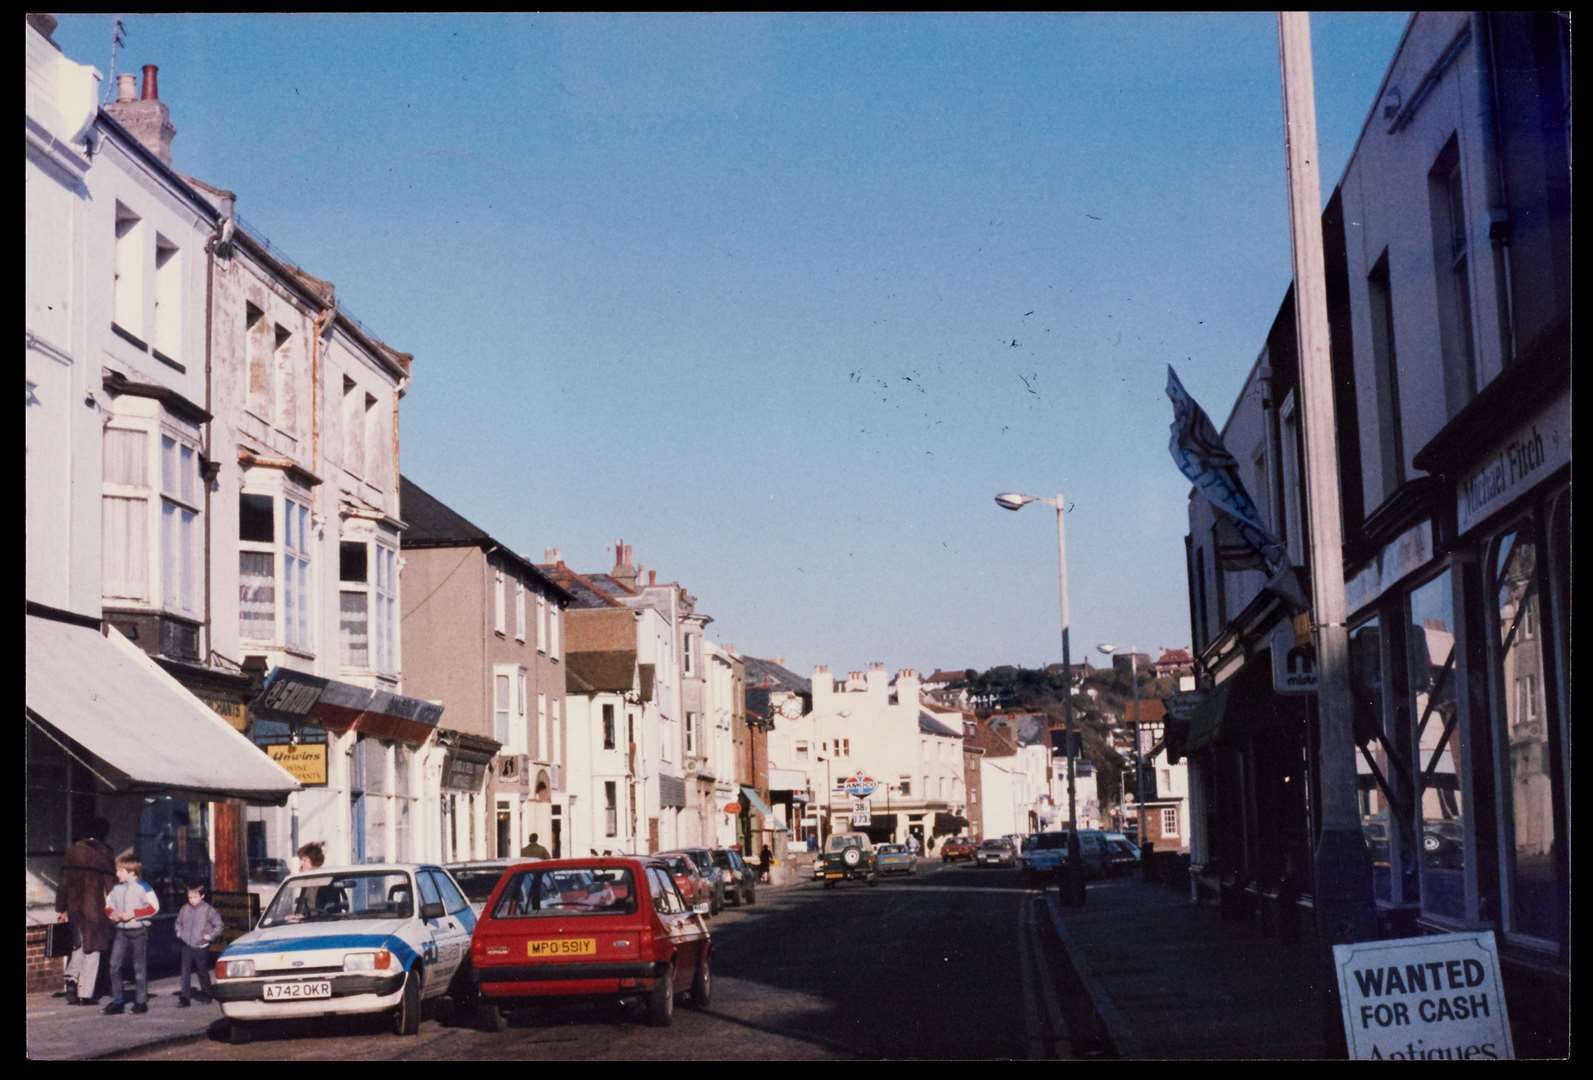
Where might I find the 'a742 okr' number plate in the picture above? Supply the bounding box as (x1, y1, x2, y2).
(263, 980, 332, 1000)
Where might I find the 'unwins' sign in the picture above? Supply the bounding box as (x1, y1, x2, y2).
(1334, 932, 1513, 1060)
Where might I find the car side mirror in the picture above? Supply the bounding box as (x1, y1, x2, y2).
(420, 901, 446, 920)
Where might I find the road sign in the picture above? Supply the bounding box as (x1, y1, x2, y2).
(850, 811, 872, 828)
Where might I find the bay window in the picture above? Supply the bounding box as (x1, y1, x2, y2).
(103, 427, 150, 601)
(339, 534, 398, 675)
(159, 433, 200, 617)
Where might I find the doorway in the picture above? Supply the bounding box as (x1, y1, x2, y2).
(496, 804, 512, 859)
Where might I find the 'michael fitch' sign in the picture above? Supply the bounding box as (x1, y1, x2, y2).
(1456, 394, 1569, 536)
(1334, 932, 1514, 1060)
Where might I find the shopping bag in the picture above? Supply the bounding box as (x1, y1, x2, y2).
(44, 921, 75, 958)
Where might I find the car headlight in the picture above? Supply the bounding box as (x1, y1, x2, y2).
(343, 950, 394, 972)
(218, 958, 254, 979)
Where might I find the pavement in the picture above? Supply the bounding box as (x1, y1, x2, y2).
(1044, 874, 1335, 1060)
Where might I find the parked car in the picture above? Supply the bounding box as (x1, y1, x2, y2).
(941, 837, 977, 863)
(246, 857, 292, 908)
(1019, 830, 1111, 883)
(658, 853, 714, 915)
(710, 848, 757, 906)
(976, 838, 1017, 868)
(820, 833, 879, 888)
(664, 848, 726, 914)
(445, 859, 523, 917)
(214, 863, 475, 1043)
(1422, 819, 1465, 868)
(875, 843, 918, 876)
(1102, 834, 1141, 876)
(469, 857, 710, 1029)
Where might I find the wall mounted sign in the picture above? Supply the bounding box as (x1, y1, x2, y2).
(1271, 622, 1319, 694)
(1334, 931, 1513, 1060)
(264, 742, 329, 786)
(1456, 393, 1569, 536)
(837, 772, 879, 798)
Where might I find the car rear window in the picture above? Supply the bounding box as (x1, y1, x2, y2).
(490, 867, 638, 919)
(711, 851, 735, 868)
(452, 869, 507, 904)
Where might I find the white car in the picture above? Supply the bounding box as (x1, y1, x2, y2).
(443, 858, 523, 917)
(213, 863, 475, 1042)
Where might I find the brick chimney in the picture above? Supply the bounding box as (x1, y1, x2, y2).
(543, 547, 561, 564)
(104, 63, 176, 166)
(611, 540, 638, 589)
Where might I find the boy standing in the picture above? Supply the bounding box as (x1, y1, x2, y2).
(102, 854, 160, 1015)
(173, 882, 223, 1007)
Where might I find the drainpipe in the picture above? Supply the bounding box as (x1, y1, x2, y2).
(1472, 12, 1516, 365)
(311, 304, 336, 479)
(1258, 364, 1285, 559)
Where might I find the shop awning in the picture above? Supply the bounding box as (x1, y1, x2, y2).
(249, 667, 443, 746)
(25, 614, 301, 804)
(740, 786, 776, 818)
(933, 812, 970, 835)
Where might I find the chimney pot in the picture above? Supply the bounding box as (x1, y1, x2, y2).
(141, 64, 159, 101)
(117, 73, 137, 103)
(648, 570, 656, 585)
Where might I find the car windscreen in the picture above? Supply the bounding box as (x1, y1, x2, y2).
(1031, 833, 1069, 850)
(826, 836, 862, 852)
(685, 851, 714, 873)
(451, 869, 508, 903)
(978, 840, 1007, 850)
(490, 867, 638, 919)
(710, 851, 735, 868)
(259, 871, 412, 927)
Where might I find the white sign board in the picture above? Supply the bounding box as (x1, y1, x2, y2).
(1334, 932, 1513, 1060)
(1271, 622, 1318, 694)
(849, 810, 872, 827)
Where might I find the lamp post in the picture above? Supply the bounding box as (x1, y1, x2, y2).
(995, 491, 1083, 905)
(815, 753, 832, 849)
(1097, 644, 1145, 846)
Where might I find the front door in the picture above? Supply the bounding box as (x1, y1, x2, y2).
(496, 804, 512, 858)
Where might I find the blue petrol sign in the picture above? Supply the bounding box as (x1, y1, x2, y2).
(1333, 931, 1513, 1060)
(836, 772, 879, 798)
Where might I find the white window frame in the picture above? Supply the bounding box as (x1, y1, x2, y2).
(537, 692, 549, 763)
(239, 486, 312, 652)
(152, 233, 182, 364)
(551, 698, 562, 766)
(492, 665, 514, 749)
(549, 603, 560, 660)
(515, 581, 526, 642)
(536, 594, 548, 654)
(1161, 807, 1180, 837)
(375, 537, 398, 675)
(795, 740, 809, 762)
(494, 567, 506, 636)
(103, 425, 151, 603)
(113, 202, 144, 339)
(686, 712, 698, 757)
(158, 428, 202, 619)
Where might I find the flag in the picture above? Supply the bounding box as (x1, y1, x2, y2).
(1166, 364, 1287, 575)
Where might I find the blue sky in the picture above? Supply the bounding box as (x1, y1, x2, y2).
(55, 12, 1410, 677)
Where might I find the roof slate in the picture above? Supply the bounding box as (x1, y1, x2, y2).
(741, 656, 811, 695)
(565, 650, 637, 695)
(918, 711, 961, 739)
(399, 476, 573, 604)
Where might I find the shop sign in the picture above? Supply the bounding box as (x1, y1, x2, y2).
(837, 772, 878, 798)
(250, 669, 329, 724)
(200, 696, 248, 733)
(1334, 931, 1513, 1060)
(1271, 622, 1318, 694)
(1166, 691, 1208, 723)
(264, 742, 329, 786)
(210, 891, 260, 950)
(1456, 394, 1569, 536)
(1346, 520, 1434, 613)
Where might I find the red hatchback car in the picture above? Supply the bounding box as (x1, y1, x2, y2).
(941, 837, 977, 862)
(469, 857, 710, 1029)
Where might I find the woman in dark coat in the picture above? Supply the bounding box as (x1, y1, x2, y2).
(54, 817, 117, 1004)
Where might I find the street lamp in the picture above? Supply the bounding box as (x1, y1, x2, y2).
(1098, 643, 1146, 849)
(814, 753, 832, 849)
(994, 491, 1083, 905)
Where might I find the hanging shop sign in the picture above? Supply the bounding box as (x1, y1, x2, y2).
(1334, 931, 1514, 1060)
(263, 742, 329, 786)
(850, 810, 872, 828)
(1271, 622, 1319, 694)
(1456, 393, 1569, 537)
(837, 772, 879, 798)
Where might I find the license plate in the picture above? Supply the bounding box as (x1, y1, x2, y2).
(263, 980, 332, 1001)
(825, 872, 843, 880)
(527, 938, 596, 958)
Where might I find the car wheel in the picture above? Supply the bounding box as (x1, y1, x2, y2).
(477, 999, 508, 1033)
(394, 966, 422, 1036)
(227, 1020, 253, 1045)
(689, 952, 712, 1008)
(647, 964, 675, 1027)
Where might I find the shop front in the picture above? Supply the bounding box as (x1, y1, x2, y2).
(25, 609, 300, 988)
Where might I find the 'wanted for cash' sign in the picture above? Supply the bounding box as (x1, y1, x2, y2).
(1334, 932, 1513, 1060)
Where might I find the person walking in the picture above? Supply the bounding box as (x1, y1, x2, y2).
(758, 843, 774, 884)
(54, 816, 116, 1006)
(520, 832, 551, 859)
(173, 882, 223, 1007)
(102, 854, 160, 1015)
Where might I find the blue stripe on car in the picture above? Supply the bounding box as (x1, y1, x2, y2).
(223, 934, 419, 968)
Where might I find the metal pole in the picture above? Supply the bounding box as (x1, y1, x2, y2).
(1131, 652, 1140, 835)
(1056, 495, 1082, 904)
(1277, 12, 1376, 954)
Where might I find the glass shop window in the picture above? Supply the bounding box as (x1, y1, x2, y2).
(1405, 569, 1466, 921)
